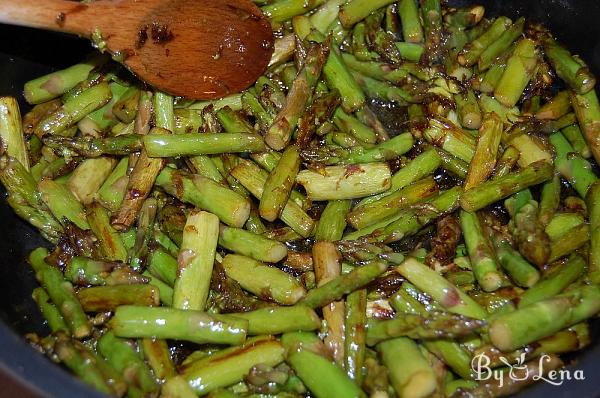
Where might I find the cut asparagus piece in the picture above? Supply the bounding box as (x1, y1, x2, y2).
(155, 167, 251, 228)
(395, 258, 487, 319)
(544, 37, 596, 94)
(296, 162, 392, 200)
(0, 97, 29, 170)
(32, 287, 68, 333)
(549, 132, 597, 198)
(97, 332, 158, 397)
(489, 286, 600, 351)
(460, 161, 554, 212)
(230, 159, 315, 237)
(519, 254, 586, 307)
(222, 254, 306, 305)
(377, 337, 437, 398)
(460, 210, 503, 292)
(588, 180, 600, 284)
(494, 38, 538, 108)
(366, 312, 484, 345)
(173, 211, 219, 311)
(77, 284, 159, 312)
(29, 248, 91, 338)
(24, 56, 105, 104)
(110, 306, 247, 345)
(260, 145, 301, 221)
(182, 337, 285, 395)
(286, 346, 366, 398)
(219, 225, 287, 263)
(464, 112, 503, 190)
(571, 89, 600, 165)
(67, 157, 116, 205)
(301, 260, 388, 308)
(229, 305, 320, 335)
(314, 199, 352, 241)
(265, 42, 328, 150)
(34, 82, 113, 137)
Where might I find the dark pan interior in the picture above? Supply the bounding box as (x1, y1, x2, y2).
(0, 0, 599, 396)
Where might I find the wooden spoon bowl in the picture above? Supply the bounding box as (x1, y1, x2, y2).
(0, 0, 274, 99)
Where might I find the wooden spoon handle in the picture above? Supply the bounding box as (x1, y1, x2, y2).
(0, 0, 108, 36)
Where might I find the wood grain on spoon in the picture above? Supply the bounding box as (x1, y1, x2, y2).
(0, 0, 274, 99)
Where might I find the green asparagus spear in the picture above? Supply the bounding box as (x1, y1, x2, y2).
(286, 346, 366, 398)
(155, 167, 250, 228)
(538, 174, 561, 226)
(366, 312, 484, 345)
(423, 339, 474, 380)
(543, 37, 596, 94)
(338, 0, 396, 28)
(110, 306, 247, 345)
(398, 0, 423, 43)
(377, 337, 437, 398)
(32, 288, 69, 333)
(222, 254, 306, 305)
(536, 91, 572, 120)
(230, 305, 320, 335)
(162, 376, 197, 398)
(34, 82, 113, 137)
(77, 284, 159, 312)
(395, 258, 487, 319)
(230, 159, 315, 237)
(489, 285, 600, 351)
(296, 162, 392, 200)
(344, 289, 367, 384)
(24, 56, 105, 104)
(0, 97, 29, 170)
(519, 254, 586, 307)
(261, 0, 327, 22)
(549, 132, 597, 198)
(455, 90, 482, 130)
(571, 89, 600, 165)
(588, 181, 600, 284)
(347, 177, 438, 230)
(458, 16, 512, 67)
(492, 235, 540, 288)
(301, 260, 388, 308)
(562, 124, 592, 158)
(51, 334, 115, 395)
(460, 210, 503, 292)
(67, 157, 116, 205)
(367, 187, 462, 243)
(494, 38, 538, 108)
(143, 132, 266, 157)
(218, 225, 287, 263)
(265, 42, 328, 150)
(86, 202, 128, 262)
(260, 145, 301, 221)
(464, 112, 503, 190)
(444, 5, 484, 29)
(97, 331, 158, 397)
(173, 211, 219, 311)
(96, 157, 129, 211)
(423, 117, 476, 163)
(43, 134, 142, 157)
(29, 247, 91, 338)
(478, 17, 525, 71)
(314, 199, 352, 241)
(38, 179, 89, 230)
(460, 161, 554, 212)
(64, 256, 145, 286)
(548, 223, 590, 263)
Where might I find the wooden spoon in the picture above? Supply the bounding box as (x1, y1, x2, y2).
(0, 0, 274, 99)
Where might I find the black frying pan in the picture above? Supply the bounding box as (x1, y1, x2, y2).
(1, 1, 599, 397)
